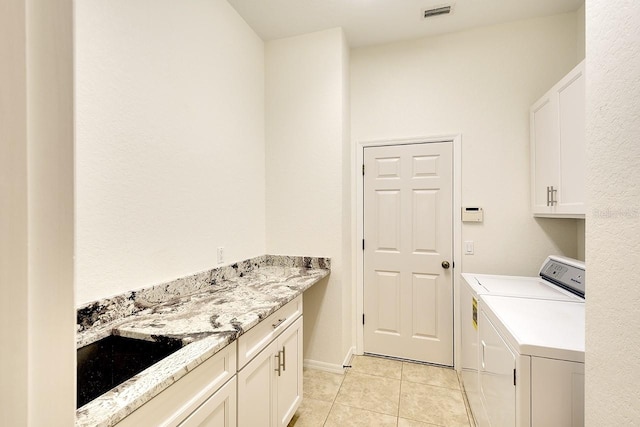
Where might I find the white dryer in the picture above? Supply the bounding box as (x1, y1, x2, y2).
(478, 295, 585, 427)
(460, 256, 585, 426)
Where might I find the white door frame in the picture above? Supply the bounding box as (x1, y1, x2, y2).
(355, 134, 462, 368)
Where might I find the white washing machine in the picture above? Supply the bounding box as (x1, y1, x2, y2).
(460, 256, 585, 426)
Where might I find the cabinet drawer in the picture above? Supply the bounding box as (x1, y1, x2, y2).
(237, 296, 302, 369)
(117, 343, 236, 427)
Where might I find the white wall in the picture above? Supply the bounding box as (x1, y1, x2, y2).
(351, 12, 581, 276)
(575, 2, 586, 261)
(585, 0, 640, 424)
(75, 0, 266, 304)
(265, 28, 352, 368)
(1, 0, 75, 424)
(576, 3, 586, 61)
(1, 1, 29, 422)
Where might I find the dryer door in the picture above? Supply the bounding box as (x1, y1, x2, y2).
(479, 310, 516, 427)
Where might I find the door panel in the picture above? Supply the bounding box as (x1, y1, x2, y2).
(375, 270, 401, 334)
(412, 190, 437, 253)
(375, 190, 401, 251)
(364, 142, 453, 365)
(411, 273, 438, 338)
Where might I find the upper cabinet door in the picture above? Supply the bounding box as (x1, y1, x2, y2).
(530, 60, 585, 218)
(557, 64, 586, 214)
(531, 93, 560, 214)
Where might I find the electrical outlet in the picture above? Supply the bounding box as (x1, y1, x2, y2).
(217, 247, 224, 264)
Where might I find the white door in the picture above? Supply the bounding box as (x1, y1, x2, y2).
(363, 142, 453, 365)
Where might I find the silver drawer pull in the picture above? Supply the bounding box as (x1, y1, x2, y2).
(272, 318, 286, 329)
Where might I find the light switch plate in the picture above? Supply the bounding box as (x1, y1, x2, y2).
(465, 241, 474, 255)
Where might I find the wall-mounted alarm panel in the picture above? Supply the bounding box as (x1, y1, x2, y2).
(462, 207, 483, 222)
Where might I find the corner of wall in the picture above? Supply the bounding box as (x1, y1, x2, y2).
(576, 2, 586, 61)
(265, 27, 353, 366)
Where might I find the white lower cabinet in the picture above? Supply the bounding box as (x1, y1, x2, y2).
(116, 296, 303, 427)
(179, 378, 237, 427)
(237, 316, 303, 427)
(117, 343, 237, 427)
(275, 318, 303, 427)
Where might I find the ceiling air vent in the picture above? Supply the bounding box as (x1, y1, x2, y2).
(423, 5, 452, 19)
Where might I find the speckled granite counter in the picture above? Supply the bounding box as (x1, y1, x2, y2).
(75, 255, 329, 427)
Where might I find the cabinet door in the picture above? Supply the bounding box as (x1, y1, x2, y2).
(530, 93, 559, 215)
(276, 317, 303, 427)
(530, 60, 585, 218)
(237, 340, 278, 427)
(531, 358, 584, 427)
(557, 62, 585, 215)
(179, 378, 237, 427)
(116, 343, 236, 427)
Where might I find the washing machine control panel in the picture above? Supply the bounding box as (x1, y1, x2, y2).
(540, 256, 585, 297)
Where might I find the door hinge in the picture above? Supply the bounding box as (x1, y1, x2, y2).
(362, 314, 365, 325)
(513, 368, 517, 386)
(362, 239, 365, 250)
(362, 164, 365, 176)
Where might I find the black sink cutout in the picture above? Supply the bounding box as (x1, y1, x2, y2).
(77, 335, 182, 408)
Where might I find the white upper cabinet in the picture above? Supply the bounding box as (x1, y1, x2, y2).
(531, 60, 585, 218)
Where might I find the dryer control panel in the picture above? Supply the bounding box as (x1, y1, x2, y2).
(540, 256, 585, 298)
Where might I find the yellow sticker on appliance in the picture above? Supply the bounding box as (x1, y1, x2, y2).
(472, 297, 478, 330)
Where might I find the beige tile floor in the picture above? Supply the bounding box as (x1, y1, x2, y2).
(288, 355, 473, 427)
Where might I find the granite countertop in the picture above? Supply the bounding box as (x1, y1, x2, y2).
(75, 256, 329, 427)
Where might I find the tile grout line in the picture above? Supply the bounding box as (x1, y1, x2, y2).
(311, 355, 467, 426)
(322, 364, 348, 426)
(397, 361, 404, 427)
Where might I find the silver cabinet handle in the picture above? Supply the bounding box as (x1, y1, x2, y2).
(481, 340, 486, 370)
(281, 346, 286, 372)
(274, 352, 282, 376)
(547, 186, 558, 207)
(272, 318, 286, 329)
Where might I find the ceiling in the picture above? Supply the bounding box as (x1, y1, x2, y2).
(226, 0, 583, 48)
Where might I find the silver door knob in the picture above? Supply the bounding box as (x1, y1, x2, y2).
(442, 261, 450, 269)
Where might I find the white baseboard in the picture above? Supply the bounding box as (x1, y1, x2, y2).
(342, 346, 355, 368)
(303, 346, 355, 374)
